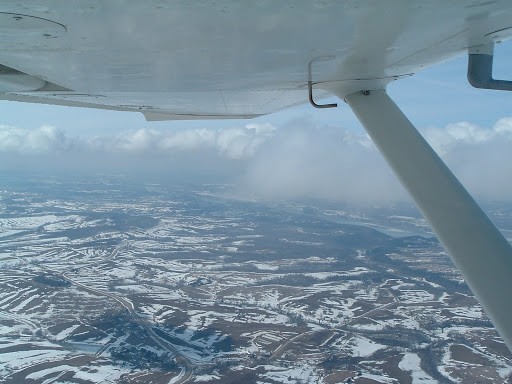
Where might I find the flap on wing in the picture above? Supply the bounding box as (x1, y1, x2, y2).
(142, 111, 261, 121)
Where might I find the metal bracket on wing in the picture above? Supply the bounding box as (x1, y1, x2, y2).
(308, 56, 337, 108)
(468, 43, 512, 91)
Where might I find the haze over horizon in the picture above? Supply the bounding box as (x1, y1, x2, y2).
(1, 115, 512, 204)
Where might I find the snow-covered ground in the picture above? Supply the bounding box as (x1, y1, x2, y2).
(0, 178, 510, 383)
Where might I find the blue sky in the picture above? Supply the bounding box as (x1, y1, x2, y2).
(1, 43, 512, 203)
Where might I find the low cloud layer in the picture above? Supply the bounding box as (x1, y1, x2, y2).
(423, 118, 512, 201)
(0, 123, 274, 159)
(2, 117, 512, 203)
(0, 125, 72, 153)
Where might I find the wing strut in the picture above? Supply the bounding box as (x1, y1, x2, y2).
(342, 89, 512, 350)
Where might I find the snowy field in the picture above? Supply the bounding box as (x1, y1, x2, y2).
(0, 176, 510, 383)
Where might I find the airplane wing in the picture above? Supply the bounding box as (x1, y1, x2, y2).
(1, 1, 511, 119)
(3, 0, 512, 351)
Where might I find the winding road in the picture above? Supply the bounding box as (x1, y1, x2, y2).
(61, 272, 195, 384)
(270, 287, 399, 361)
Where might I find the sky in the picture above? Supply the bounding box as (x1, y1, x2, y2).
(2, 43, 512, 204)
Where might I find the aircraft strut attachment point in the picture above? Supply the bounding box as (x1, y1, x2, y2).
(468, 43, 512, 91)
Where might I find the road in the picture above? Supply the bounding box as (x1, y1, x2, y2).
(270, 288, 399, 361)
(270, 329, 328, 360)
(61, 273, 194, 384)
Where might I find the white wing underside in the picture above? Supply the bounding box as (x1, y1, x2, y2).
(0, 1, 512, 120)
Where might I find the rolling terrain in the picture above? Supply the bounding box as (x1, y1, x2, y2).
(0, 173, 511, 383)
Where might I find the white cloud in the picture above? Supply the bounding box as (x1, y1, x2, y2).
(158, 129, 216, 152)
(0, 123, 275, 160)
(0, 125, 71, 153)
(420, 118, 512, 201)
(99, 125, 275, 159)
(112, 128, 157, 152)
(240, 124, 405, 203)
(423, 121, 496, 155)
(494, 117, 512, 135)
(2, 118, 512, 203)
(215, 123, 275, 159)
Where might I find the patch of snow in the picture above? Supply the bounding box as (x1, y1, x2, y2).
(399, 353, 436, 383)
(26, 365, 76, 380)
(254, 263, 278, 271)
(449, 306, 483, 319)
(262, 364, 319, 384)
(53, 324, 81, 341)
(345, 335, 385, 357)
(195, 374, 221, 382)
